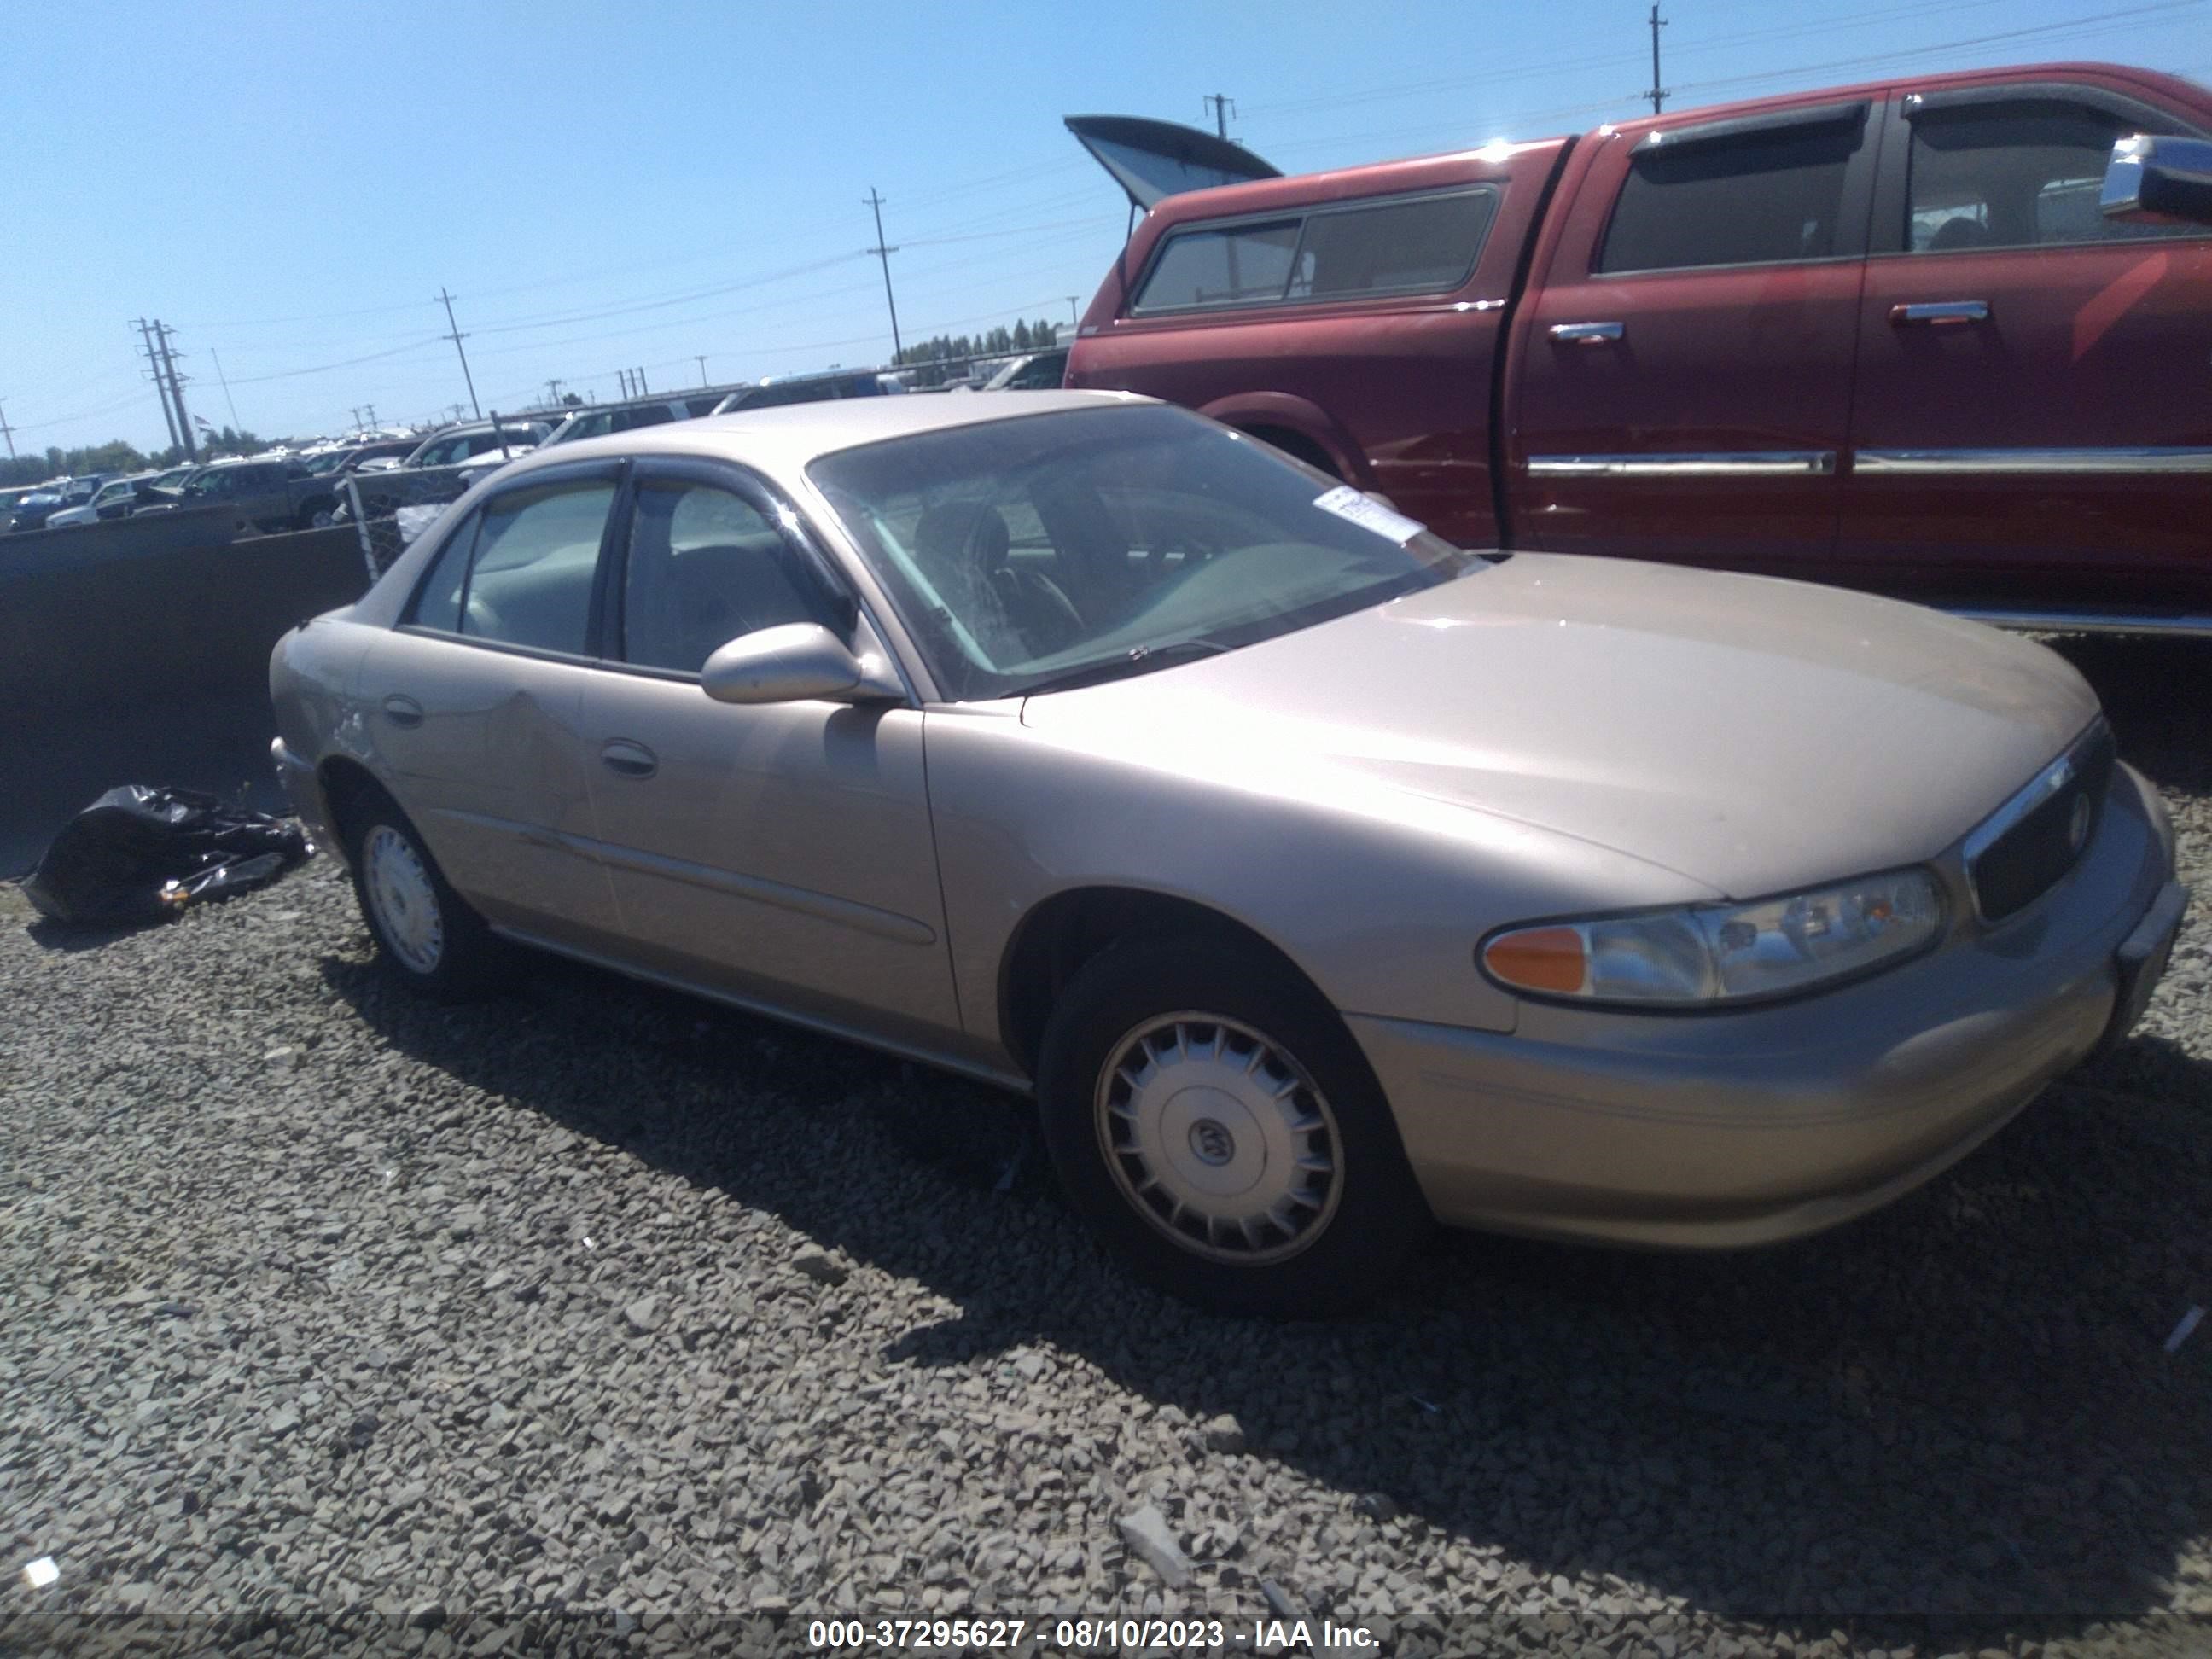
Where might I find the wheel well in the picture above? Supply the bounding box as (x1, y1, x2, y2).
(317, 757, 389, 853)
(1240, 425, 1342, 480)
(998, 887, 1322, 1079)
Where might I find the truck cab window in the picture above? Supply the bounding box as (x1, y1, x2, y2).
(1598, 121, 1864, 273)
(1906, 101, 2203, 251)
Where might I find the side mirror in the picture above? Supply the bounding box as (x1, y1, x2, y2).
(700, 622, 904, 706)
(2101, 133, 2212, 228)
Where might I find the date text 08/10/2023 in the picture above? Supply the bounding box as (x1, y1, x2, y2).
(806, 1616, 1385, 1652)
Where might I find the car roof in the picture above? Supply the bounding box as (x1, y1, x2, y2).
(499, 388, 1154, 480)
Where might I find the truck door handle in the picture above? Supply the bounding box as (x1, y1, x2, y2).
(381, 695, 424, 728)
(1890, 301, 1989, 326)
(1550, 321, 1624, 345)
(600, 740, 658, 779)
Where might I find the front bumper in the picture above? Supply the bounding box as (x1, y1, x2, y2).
(1353, 762, 2185, 1249)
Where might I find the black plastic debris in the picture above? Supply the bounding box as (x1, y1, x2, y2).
(22, 786, 314, 926)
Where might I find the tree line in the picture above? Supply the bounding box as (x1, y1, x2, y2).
(1, 426, 270, 489)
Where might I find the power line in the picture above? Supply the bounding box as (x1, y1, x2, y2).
(135, 319, 182, 452)
(154, 322, 196, 460)
(209, 346, 242, 430)
(1648, 4, 1668, 114)
(438, 288, 482, 420)
(864, 189, 904, 362)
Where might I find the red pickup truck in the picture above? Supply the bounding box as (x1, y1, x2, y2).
(1063, 62, 2212, 632)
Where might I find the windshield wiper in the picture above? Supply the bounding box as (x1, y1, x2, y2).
(1009, 637, 1234, 699)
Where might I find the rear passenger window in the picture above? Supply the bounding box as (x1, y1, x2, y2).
(457, 478, 617, 655)
(1133, 219, 1302, 312)
(1598, 118, 1864, 272)
(408, 509, 481, 632)
(1291, 189, 1497, 298)
(1906, 101, 2202, 251)
(621, 482, 822, 674)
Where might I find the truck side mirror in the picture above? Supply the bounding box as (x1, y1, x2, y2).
(2101, 133, 2212, 228)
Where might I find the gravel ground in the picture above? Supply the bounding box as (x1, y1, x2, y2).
(3, 637, 2209, 1659)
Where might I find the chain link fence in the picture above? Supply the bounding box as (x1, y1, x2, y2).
(344, 466, 478, 583)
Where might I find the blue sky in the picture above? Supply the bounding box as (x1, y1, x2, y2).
(3, 0, 2205, 455)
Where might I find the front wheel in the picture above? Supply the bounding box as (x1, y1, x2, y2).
(1036, 935, 1430, 1316)
(346, 799, 509, 998)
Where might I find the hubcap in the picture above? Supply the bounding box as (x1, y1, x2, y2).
(363, 824, 444, 975)
(1096, 1014, 1342, 1266)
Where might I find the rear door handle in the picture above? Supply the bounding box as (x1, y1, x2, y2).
(1550, 321, 1624, 345)
(381, 695, 424, 728)
(1890, 300, 1989, 326)
(600, 739, 657, 779)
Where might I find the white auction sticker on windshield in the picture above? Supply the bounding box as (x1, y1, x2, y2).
(1313, 484, 1426, 544)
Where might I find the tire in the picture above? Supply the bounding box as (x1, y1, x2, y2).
(344, 793, 510, 998)
(1036, 934, 1430, 1317)
(299, 501, 337, 530)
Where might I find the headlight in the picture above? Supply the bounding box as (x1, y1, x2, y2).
(1480, 868, 1945, 1007)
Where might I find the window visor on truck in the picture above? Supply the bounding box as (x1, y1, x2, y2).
(1635, 99, 1870, 153)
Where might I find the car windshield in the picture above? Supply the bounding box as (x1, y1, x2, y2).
(808, 404, 1481, 701)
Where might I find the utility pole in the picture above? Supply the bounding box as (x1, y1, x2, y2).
(0, 399, 15, 460)
(209, 346, 242, 431)
(863, 189, 904, 363)
(633, 365, 649, 394)
(545, 379, 565, 405)
(137, 318, 183, 453)
(437, 288, 483, 419)
(1202, 93, 1235, 138)
(363, 403, 378, 428)
(155, 322, 196, 458)
(1647, 3, 1668, 114)
(1066, 296, 1080, 325)
(696, 354, 709, 387)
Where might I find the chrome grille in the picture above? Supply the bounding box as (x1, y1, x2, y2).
(1964, 722, 2116, 923)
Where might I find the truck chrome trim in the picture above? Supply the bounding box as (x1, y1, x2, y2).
(1944, 607, 2212, 639)
(1855, 447, 2212, 476)
(1549, 321, 1624, 344)
(1527, 451, 1837, 477)
(1890, 300, 1988, 325)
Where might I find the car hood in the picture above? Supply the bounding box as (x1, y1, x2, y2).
(1018, 553, 2101, 898)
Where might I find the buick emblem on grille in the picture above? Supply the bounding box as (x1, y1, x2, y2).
(2068, 791, 2093, 852)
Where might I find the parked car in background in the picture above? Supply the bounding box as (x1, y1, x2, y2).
(710, 370, 896, 415)
(268, 392, 2185, 1314)
(1066, 61, 2212, 632)
(44, 471, 158, 528)
(539, 394, 723, 449)
(302, 438, 419, 479)
(8, 475, 111, 533)
(982, 348, 1070, 391)
(134, 458, 341, 533)
(401, 419, 553, 470)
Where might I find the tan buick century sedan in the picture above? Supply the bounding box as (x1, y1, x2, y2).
(271, 392, 2188, 1314)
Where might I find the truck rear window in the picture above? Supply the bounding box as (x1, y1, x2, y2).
(1132, 188, 1497, 314)
(1598, 122, 1862, 273)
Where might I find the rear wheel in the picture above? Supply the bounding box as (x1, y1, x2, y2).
(344, 794, 509, 998)
(1037, 934, 1429, 1316)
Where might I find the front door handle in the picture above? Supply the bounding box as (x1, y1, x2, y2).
(1890, 300, 1989, 326)
(1550, 321, 1625, 345)
(600, 739, 657, 779)
(381, 695, 424, 728)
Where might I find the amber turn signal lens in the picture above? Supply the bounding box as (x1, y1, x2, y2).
(1482, 926, 1586, 994)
